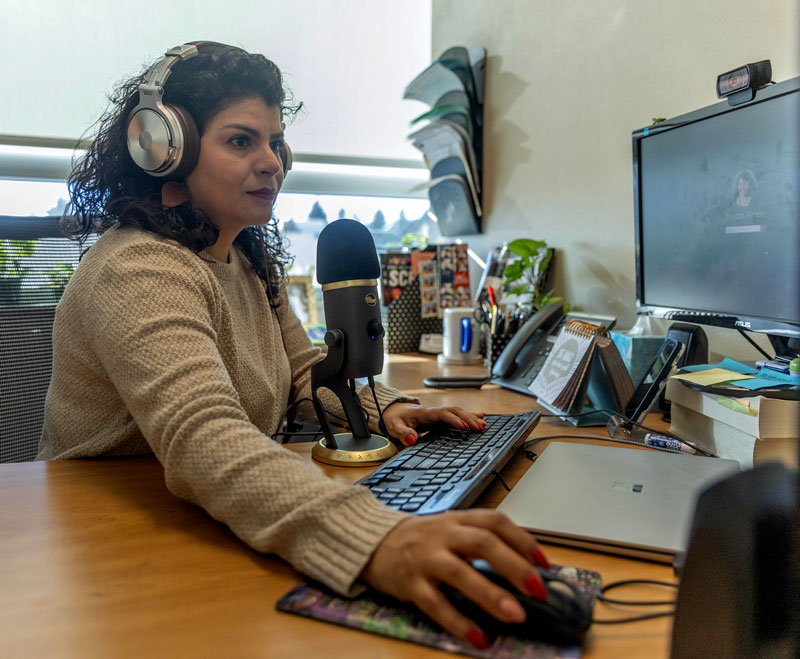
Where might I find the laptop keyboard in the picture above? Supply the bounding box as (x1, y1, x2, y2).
(357, 411, 541, 514)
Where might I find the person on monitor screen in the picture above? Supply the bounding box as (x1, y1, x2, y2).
(734, 169, 757, 207)
(36, 42, 550, 649)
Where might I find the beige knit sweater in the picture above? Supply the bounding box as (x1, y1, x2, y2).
(38, 225, 413, 595)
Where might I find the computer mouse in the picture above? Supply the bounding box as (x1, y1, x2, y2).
(440, 559, 593, 646)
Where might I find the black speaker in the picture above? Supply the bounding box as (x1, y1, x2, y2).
(661, 323, 709, 417)
(666, 322, 709, 368)
(671, 463, 799, 658)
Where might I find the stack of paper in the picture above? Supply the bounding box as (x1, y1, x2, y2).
(665, 362, 799, 469)
(404, 46, 485, 236)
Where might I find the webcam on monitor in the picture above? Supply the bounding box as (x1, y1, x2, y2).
(716, 59, 772, 105)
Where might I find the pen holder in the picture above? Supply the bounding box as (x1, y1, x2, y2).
(487, 331, 512, 371)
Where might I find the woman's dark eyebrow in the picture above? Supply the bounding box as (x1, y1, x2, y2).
(222, 124, 284, 140)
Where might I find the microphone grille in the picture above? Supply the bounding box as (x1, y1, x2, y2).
(316, 219, 381, 285)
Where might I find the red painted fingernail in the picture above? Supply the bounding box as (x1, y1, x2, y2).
(532, 546, 551, 570)
(479, 422, 487, 431)
(525, 572, 548, 601)
(466, 628, 490, 650)
(404, 434, 416, 446)
(461, 421, 469, 429)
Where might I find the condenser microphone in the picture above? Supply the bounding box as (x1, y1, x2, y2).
(310, 219, 395, 467)
(316, 219, 385, 379)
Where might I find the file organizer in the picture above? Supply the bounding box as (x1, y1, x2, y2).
(404, 46, 486, 235)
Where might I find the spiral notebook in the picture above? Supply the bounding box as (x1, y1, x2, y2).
(529, 320, 634, 426)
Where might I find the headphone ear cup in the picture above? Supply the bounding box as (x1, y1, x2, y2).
(279, 143, 292, 174)
(166, 105, 201, 180)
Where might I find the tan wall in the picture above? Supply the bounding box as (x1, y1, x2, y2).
(431, 0, 799, 360)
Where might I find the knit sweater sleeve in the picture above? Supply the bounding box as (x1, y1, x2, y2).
(85, 239, 408, 595)
(273, 282, 420, 434)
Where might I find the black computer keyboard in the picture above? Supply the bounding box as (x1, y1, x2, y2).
(357, 411, 541, 514)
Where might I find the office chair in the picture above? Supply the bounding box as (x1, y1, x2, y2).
(0, 215, 85, 462)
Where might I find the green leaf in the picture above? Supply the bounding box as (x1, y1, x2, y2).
(507, 238, 546, 259)
(503, 261, 524, 280)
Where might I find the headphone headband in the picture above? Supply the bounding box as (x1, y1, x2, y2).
(126, 41, 291, 179)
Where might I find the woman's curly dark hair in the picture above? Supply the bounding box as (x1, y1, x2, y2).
(64, 43, 301, 302)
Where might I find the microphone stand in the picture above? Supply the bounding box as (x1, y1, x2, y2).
(310, 329, 397, 466)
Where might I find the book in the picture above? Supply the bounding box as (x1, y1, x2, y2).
(380, 252, 412, 307)
(529, 320, 634, 417)
(665, 377, 800, 439)
(669, 402, 798, 469)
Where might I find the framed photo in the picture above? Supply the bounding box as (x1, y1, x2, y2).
(287, 275, 318, 324)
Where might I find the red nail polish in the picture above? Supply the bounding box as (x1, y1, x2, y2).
(404, 434, 416, 445)
(525, 572, 548, 601)
(532, 546, 551, 570)
(466, 628, 490, 650)
(461, 421, 469, 429)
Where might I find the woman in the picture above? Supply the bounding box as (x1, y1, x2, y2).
(38, 42, 549, 649)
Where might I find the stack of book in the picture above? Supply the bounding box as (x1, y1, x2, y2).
(666, 378, 799, 469)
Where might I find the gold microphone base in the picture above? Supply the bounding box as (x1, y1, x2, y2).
(311, 433, 398, 467)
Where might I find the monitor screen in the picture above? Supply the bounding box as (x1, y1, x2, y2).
(633, 78, 800, 339)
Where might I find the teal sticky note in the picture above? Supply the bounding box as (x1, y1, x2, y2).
(755, 367, 797, 385)
(682, 358, 757, 375)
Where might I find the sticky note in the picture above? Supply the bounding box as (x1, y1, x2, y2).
(671, 368, 756, 386)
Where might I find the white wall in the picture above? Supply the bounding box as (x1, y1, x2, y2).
(431, 0, 799, 359)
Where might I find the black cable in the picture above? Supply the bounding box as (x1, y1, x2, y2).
(592, 611, 675, 624)
(538, 408, 715, 457)
(737, 329, 772, 359)
(490, 471, 511, 492)
(368, 376, 390, 438)
(597, 579, 678, 606)
(591, 578, 678, 624)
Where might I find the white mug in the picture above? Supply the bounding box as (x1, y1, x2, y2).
(437, 307, 483, 365)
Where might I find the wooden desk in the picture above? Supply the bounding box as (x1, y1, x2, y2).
(0, 355, 676, 658)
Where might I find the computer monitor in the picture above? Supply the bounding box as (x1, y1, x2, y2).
(632, 77, 800, 360)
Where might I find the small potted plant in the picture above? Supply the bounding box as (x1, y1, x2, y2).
(0, 240, 34, 305)
(502, 238, 567, 312)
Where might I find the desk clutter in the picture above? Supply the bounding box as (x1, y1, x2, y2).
(665, 359, 800, 469)
(380, 244, 472, 353)
(277, 565, 602, 659)
(404, 45, 485, 236)
(529, 319, 633, 426)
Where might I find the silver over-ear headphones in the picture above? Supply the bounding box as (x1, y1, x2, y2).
(126, 41, 292, 179)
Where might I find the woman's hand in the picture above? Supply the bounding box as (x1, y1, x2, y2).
(381, 402, 486, 446)
(361, 510, 551, 649)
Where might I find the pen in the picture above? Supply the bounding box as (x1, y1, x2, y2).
(642, 433, 697, 454)
(755, 359, 790, 374)
(487, 285, 498, 309)
(488, 285, 498, 335)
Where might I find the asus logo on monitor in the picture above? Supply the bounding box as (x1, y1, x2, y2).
(735, 320, 752, 329)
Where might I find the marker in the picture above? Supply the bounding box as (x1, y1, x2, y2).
(755, 359, 790, 374)
(790, 358, 800, 379)
(643, 433, 696, 454)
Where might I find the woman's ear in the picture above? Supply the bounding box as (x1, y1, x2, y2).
(161, 181, 190, 208)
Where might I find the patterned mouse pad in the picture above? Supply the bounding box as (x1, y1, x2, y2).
(276, 565, 602, 659)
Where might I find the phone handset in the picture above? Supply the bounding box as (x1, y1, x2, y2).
(491, 302, 565, 379)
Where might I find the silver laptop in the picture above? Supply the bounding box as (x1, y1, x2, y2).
(497, 442, 740, 563)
